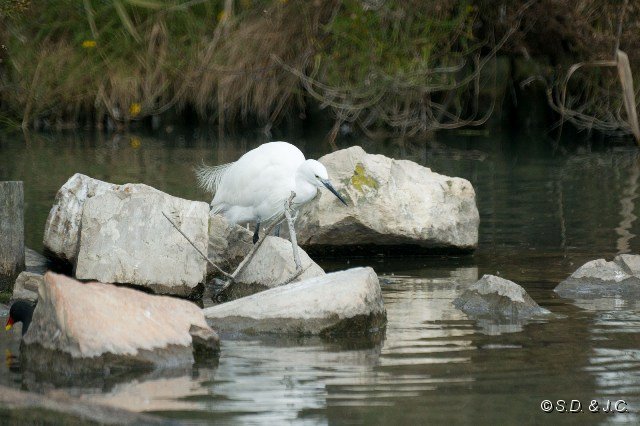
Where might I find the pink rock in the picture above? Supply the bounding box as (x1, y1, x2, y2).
(22, 272, 218, 373)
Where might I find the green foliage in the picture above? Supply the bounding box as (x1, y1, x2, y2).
(0, 0, 30, 18)
(321, 1, 475, 88)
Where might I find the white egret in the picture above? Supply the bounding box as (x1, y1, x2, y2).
(196, 141, 347, 271)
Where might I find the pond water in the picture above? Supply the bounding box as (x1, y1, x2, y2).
(1, 127, 640, 424)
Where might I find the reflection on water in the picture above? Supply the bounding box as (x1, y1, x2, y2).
(3, 129, 640, 423)
(616, 158, 640, 254)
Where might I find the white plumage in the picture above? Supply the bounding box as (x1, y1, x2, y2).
(196, 141, 346, 228)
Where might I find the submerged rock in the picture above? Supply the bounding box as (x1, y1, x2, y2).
(207, 214, 325, 298)
(555, 255, 640, 298)
(203, 267, 386, 336)
(454, 274, 550, 320)
(292, 146, 479, 254)
(0, 384, 170, 425)
(22, 272, 219, 375)
(74, 187, 209, 298)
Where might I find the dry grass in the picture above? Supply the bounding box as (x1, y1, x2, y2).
(0, 0, 639, 139)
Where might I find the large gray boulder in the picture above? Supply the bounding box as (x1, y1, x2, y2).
(555, 254, 640, 298)
(43, 174, 150, 264)
(74, 188, 209, 298)
(293, 146, 479, 254)
(207, 214, 325, 298)
(454, 274, 550, 320)
(203, 267, 386, 336)
(22, 272, 219, 374)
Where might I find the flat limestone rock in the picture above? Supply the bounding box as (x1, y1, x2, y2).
(75, 189, 209, 297)
(555, 255, 640, 298)
(292, 146, 479, 254)
(454, 274, 550, 319)
(11, 271, 42, 302)
(22, 272, 219, 374)
(203, 267, 386, 336)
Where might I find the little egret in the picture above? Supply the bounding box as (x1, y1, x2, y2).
(196, 141, 347, 272)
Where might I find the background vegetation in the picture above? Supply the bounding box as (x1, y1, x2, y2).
(0, 0, 638, 141)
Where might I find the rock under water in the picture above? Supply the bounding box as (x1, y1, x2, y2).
(454, 274, 550, 320)
(555, 254, 640, 298)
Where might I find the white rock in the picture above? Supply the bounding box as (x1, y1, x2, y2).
(22, 272, 219, 371)
(293, 146, 479, 253)
(11, 271, 42, 302)
(203, 267, 386, 335)
(75, 189, 209, 297)
(43, 174, 151, 264)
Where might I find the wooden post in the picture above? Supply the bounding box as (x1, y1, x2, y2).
(0, 181, 25, 291)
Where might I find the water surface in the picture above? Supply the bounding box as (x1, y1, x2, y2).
(1, 128, 640, 424)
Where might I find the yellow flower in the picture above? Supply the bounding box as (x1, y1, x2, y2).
(129, 103, 141, 117)
(130, 137, 141, 149)
(81, 40, 97, 49)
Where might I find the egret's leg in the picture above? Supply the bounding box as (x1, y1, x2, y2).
(284, 197, 302, 272)
(216, 193, 297, 297)
(274, 223, 281, 237)
(218, 213, 284, 295)
(253, 220, 261, 244)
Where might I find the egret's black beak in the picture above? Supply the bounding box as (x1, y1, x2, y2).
(321, 179, 347, 205)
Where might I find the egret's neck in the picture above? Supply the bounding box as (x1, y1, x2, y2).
(293, 171, 319, 206)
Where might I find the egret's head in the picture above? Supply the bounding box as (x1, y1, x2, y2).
(300, 160, 347, 205)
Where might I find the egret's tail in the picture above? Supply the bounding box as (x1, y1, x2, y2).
(195, 162, 234, 194)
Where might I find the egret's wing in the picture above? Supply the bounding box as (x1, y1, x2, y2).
(195, 162, 235, 194)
